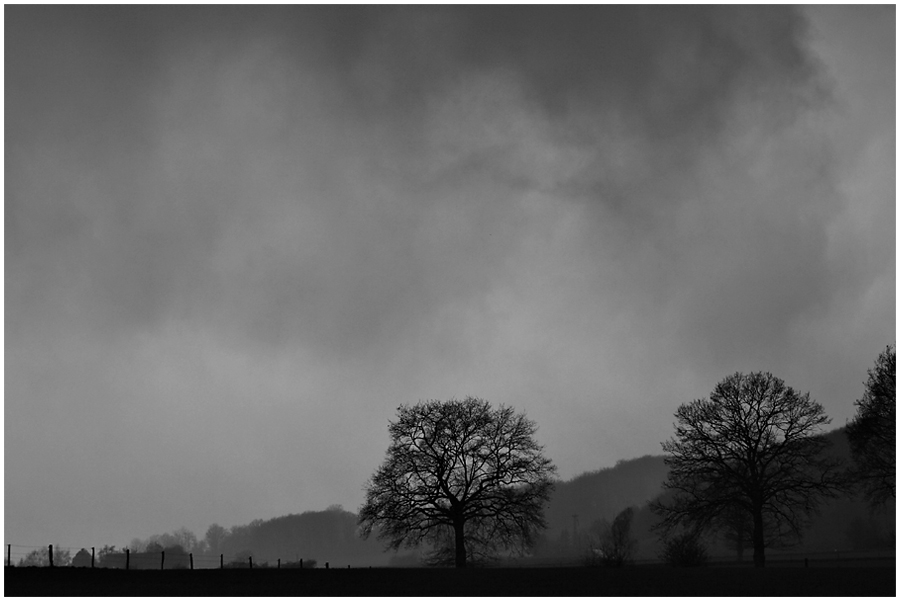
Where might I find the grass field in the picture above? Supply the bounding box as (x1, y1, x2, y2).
(4, 564, 896, 596)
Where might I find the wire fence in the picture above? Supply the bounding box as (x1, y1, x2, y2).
(4, 544, 326, 570)
(6, 543, 893, 571)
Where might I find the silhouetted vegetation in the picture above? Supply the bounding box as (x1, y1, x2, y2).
(130, 527, 204, 556)
(95, 545, 119, 568)
(529, 428, 893, 565)
(585, 506, 637, 567)
(536, 455, 668, 558)
(846, 344, 896, 509)
(214, 507, 385, 567)
(17, 546, 71, 567)
(93, 425, 882, 571)
(110, 508, 386, 569)
(15, 356, 893, 577)
(359, 397, 556, 568)
(652, 372, 844, 567)
(661, 531, 708, 567)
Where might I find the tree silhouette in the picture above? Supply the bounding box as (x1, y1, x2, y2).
(17, 546, 71, 567)
(717, 505, 753, 561)
(359, 397, 556, 568)
(204, 524, 228, 556)
(96, 545, 120, 568)
(145, 542, 164, 554)
(596, 507, 637, 566)
(652, 372, 843, 567)
(661, 531, 707, 567)
(846, 344, 895, 508)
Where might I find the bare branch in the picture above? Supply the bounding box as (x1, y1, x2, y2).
(653, 372, 843, 567)
(358, 397, 556, 567)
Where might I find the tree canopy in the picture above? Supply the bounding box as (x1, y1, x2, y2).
(846, 344, 895, 508)
(17, 546, 71, 567)
(653, 371, 843, 567)
(358, 397, 556, 568)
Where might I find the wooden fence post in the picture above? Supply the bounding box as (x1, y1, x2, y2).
(190, 553, 193, 570)
(7, 544, 10, 567)
(49, 545, 54, 568)
(300, 558, 303, 569)
(126, 548, 130, 570)
(161, 550, 165, 570)
(277, 558, 280, 569)
(325, 562, 329, 569)
(91, 547, 95, 568)
(249, 556, 253, 569)
(220, 554, 223, 569)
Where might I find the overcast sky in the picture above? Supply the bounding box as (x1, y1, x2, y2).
(5, 5, 895, 548)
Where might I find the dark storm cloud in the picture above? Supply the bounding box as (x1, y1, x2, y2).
(7, 5, 827, 353)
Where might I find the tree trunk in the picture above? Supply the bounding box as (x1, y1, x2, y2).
(454, 520, 467, 569)
(752, 509, 766, 568)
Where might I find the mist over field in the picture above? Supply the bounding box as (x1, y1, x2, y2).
(5, 5, 894, 550)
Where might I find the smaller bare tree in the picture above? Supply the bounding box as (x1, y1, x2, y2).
(17, 546, 72, 567)
(661, 531, 707, 567)
(717, 505, 752, 562)
(587, 507, 637, 567)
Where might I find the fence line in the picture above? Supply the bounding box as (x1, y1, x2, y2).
(7, 542, 892, 570)
(4, 544, 323, 570)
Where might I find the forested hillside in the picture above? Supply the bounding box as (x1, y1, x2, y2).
(780, 427, 894, 555)
(126, 428, 890, 567)
(534, 426, 894, 562)
(535, 454, 669, 558)
(215, 506, 390, 567)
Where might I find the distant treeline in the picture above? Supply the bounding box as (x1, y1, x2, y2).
(128, 506, 396, 568)
(121, 426, 891, 567)
(533, 426, 895, 561)
(213, 505, 389, 566)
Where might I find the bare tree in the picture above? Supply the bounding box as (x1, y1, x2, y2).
(660, 531, 708, 567)
(420, 522, 501, 567)
(652, 372, 843, 567)
(359, 397, 556, 568)
(595, 507, 637, 566)
(204, 523, 228, 556)
(96, 545, 120, 568)
(846, 344, 895, 509)
(17, 546, 71, 567)
(717, 505, 752, 562)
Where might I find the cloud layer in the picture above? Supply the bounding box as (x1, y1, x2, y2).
(6, 6, 894, 547)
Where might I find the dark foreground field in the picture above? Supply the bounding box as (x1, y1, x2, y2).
(4, 565, 896, 597)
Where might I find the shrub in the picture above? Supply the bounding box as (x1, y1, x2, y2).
(584, 508, 637, 567)
(281, 559, 317, 569)
(582, 544, 605, 568)
(661, 532, 707, 567)
(17, 547, 71, 567)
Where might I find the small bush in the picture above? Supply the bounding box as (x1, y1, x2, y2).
(584, 543, 631, 568)
(281, 559, 317, 569)
(661, 532, 707, 567)
(584, 508, 637, 567)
